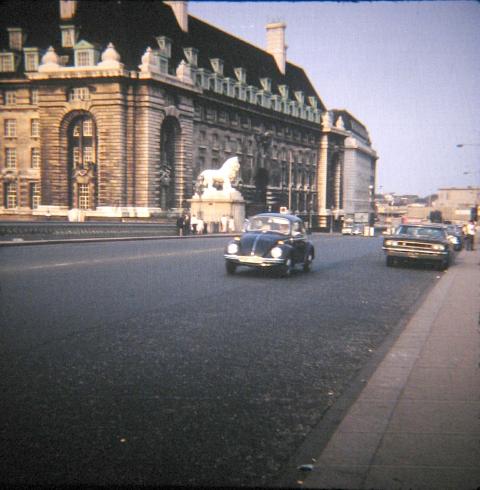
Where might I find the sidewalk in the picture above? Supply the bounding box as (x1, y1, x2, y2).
(302, 247, 480, 489)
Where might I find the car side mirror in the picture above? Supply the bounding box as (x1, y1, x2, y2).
(242, 219, 249, 232)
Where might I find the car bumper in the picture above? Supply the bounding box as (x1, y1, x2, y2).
(382, 247, 448, 261)
(224, 254, 285, 267)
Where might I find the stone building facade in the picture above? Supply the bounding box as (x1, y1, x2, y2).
(0, 0, 376, 228)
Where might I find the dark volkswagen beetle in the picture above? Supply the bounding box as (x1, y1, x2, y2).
(224, 213, 314, 277)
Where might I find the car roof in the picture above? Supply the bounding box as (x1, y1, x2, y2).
(251, 213, 302, 222)
(399, 223, 446, 229)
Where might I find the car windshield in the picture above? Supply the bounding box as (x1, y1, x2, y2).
(247, 216, 291, 235)
(395, 226, 445, 239)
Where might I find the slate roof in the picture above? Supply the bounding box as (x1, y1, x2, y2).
(0, 0, 324, 109)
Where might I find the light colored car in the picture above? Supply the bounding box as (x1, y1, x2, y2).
(382, 223, 453, 270)
(342, 223, 364, 235)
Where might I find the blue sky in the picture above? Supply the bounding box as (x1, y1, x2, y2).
(189, 1, 480, 197)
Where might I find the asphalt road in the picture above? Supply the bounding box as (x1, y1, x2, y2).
(0, 234, 441, 486)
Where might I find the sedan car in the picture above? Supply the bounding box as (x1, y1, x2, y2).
(382, 223, 453, 270)
(224, 213, 314, 277)
(342, 223, 364, 235)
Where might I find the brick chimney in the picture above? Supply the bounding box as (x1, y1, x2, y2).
(266, 22, 287, 75)
(165, 1, 188, 32)
(59, 0, 77, 20)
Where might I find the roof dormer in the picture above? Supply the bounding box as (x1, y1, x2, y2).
(61, 24, 79, 48)
(74, 40, 100, 67)
(183, 47, 198, 67)
(156, 36, 172, 58)
(234, 67, 247, 84)
(60, 0, 77, 20)
(210, 58, 224, 76)
(278, 84, 289, 99)
(7, 28, 25, 51)
(260, 77, 272, 93)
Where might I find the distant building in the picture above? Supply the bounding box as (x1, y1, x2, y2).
(434, 187, 480, 222)
(0, 0, 377, 228)
(331, 110, 377, 225)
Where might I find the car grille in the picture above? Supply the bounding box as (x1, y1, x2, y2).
(396, 241, 436, 250)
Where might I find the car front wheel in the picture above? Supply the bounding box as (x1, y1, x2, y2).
(225, 261, 237, 275)
(303, 251, 313, 272)
(386, 256, 395, 267)
(279, 256, 293, 278)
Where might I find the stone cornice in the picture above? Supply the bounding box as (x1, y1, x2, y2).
(344, 135, 378, 159)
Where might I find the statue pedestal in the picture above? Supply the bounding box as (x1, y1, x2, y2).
(189, 189, 245, 232)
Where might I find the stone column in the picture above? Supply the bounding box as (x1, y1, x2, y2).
(317, 134, 329, 227)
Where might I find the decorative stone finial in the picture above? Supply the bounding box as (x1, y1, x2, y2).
(176, 59, 193, 84)
(98, 42, 123, 68)
(321, 111, 332, 129)
(335, 116, 345, 130)
(39, 46, 60, 72)
(139, 47, 160, 74)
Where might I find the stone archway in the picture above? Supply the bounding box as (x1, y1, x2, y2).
(159, 116, 181, 210)
(63, 112, 97, 210)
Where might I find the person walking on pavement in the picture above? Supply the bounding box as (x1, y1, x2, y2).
(465, 220, 476, 250)
(176, 215, 184, 236)
(182, 213, 190, 236)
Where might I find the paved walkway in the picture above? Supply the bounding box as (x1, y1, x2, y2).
(302, 247, 480, 489)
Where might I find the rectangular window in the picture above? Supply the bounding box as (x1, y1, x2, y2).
(69, 87, 90, 101)
(31, 119, 40, 138)
(84, 146, 93, 163)
(83, 119, 92, 136)
(8, 30, 22, 50)
(0, 53, 15, 72)
(31, 148, 41, 168)
(30, 89, 39, 105)
(5, 148, 17, 168)
(25, 52, 39, 71)
(4, 119, 16, 137)
(30, 183, 41, 209)
(77, 51, 91, 67)
(5, 91, 16, 105)
(4, 182, 17, 208)
(78, 184, 89, 209)
(73, 147, 80, 166)
(62, 28, 75, 48)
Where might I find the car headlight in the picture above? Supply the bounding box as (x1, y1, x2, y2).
(270, 246, 283, 259)
(385, 240, 398, 246)
(227, 243, 239, 254)
(432, 244, 445, 251)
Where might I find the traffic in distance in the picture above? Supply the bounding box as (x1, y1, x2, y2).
(224, 212, 470, 277)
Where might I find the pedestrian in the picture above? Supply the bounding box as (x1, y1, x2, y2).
(466, 220, 476, 251)
(183, 213, 190, 236)
(176, 215, 184, 236)
(197, 217, 204, 235)
(228, 216, 235, 232)
(220, 214, 228, 233)
(190, 214, 198, 234)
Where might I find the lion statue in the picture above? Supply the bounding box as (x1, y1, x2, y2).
(196, 156, 240, 194)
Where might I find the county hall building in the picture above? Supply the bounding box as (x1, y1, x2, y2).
(0, 0, 377, 229)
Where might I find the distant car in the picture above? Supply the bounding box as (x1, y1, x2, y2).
(445, 225, 463, 251)
(382, 223, 453, 270)
(342, 223, 364, 235)
(224, 213, 314, 277)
